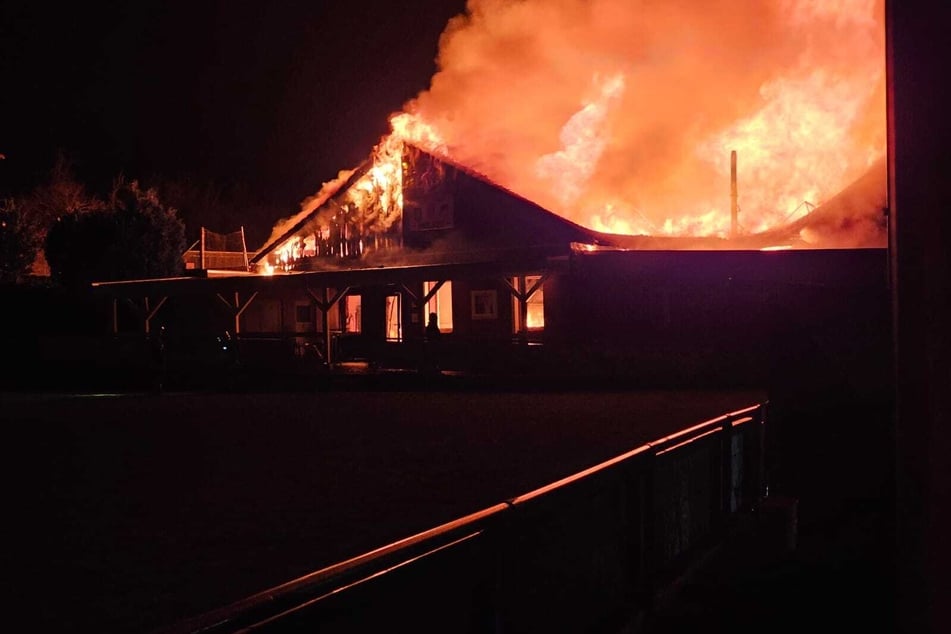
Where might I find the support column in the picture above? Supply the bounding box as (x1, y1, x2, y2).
(502, 273, 549, 341)
(240, 226, 249, 271)
(124, 296, 168, 335)
(306, 286, 350, 367)
(216, 291, 259, 336)
(410, 280, 447, 334)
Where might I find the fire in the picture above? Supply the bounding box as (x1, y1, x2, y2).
(261, 132, 406, 271)
(394, 0, 886, 244)
(390, 113, 447, 153)
(262, 0, 885, 263)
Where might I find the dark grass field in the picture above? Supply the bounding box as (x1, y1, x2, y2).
(1, 387, 766, 633)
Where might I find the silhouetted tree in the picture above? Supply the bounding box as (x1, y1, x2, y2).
(16, 151, 104, 276)
(0, 198, 42, 283)
(46, 179, 186, 286)
(20, 152, 102, 227)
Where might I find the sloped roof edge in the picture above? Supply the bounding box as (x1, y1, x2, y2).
(253, 142, 623, 267)
(403, 143, 614, 246)
(250, 159, 373, 265)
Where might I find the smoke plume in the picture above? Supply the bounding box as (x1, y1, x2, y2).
(397, 0, 886, 242)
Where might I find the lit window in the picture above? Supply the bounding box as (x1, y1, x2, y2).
(424, 281, 453, 331)
(345, 295, 362, 333)
(526, 275, 545, 329)
(512, 276, 545, 332)
(385, 293, 402, 341)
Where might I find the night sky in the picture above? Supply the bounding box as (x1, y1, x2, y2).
(1, 0, 468, 237)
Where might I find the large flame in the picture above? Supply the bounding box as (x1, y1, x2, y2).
(265, 0, 885, 266)
(392, 0, 885, 243)
(261, 134, 406, 270)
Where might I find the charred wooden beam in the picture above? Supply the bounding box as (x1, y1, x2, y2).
(250, 160, 374, 265)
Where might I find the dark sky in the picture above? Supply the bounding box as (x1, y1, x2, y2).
(1, 0, 468, 228)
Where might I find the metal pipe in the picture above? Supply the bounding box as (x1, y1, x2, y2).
(731, 150, 738, 238)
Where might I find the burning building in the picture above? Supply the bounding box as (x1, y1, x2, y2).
(91, 0, 888, 385)
(92, 136, 887, 387)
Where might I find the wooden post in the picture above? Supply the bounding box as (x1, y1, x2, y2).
(143, 296, 168, 335)
(240, 226, 249, 271)
(307, 286, 350, 368)
(323, 288, 333, 367)
(143, 297, 150, 335)
(215, 291, 258, 338)
(200, 227, 206, 270)
(721, 418, 733, 524)
(519, 277, 529, 341)
(233, 291, 241, 335)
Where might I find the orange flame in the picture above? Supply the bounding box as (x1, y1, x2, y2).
(262, 0, 886, 261)
(262, 134, 407, 271)
(394, 0, 886, 244)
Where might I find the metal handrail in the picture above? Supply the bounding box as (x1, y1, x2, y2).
(156, 503, 510, 634)
(156, 402, 767, 634)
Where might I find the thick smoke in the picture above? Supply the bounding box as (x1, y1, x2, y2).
(399, 0, 886, 241)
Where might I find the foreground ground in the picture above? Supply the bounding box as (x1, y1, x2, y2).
(3, 387, 774, 633)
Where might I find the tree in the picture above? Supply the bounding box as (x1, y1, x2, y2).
(0, 198, 42, 283)
(21, 152, 102, 227)
(16, 151, 104, 277)
(45, 180, 187, 286)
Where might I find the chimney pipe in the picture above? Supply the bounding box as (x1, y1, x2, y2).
(730, 150, 738, 239)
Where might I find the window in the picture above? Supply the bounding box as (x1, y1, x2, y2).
(424, 281, 453, 331)
(405, 198, 454, 231)
(512, 275, 545, 333)
(525, 275, 545, 330)
(471, 290, 498, 320)
(344, 294, 362, 333)
(385, 293, 402, 341)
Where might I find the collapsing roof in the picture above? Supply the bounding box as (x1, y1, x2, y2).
(253, 138, 886, 275)
(251, 142, 631, 274)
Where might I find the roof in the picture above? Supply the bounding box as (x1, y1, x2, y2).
(90, 256, 570, 298)
(250, 142, 618, 268)
(251, 160, 373, 264)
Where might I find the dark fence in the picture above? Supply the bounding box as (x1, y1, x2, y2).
(157, 404, 766, 634)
